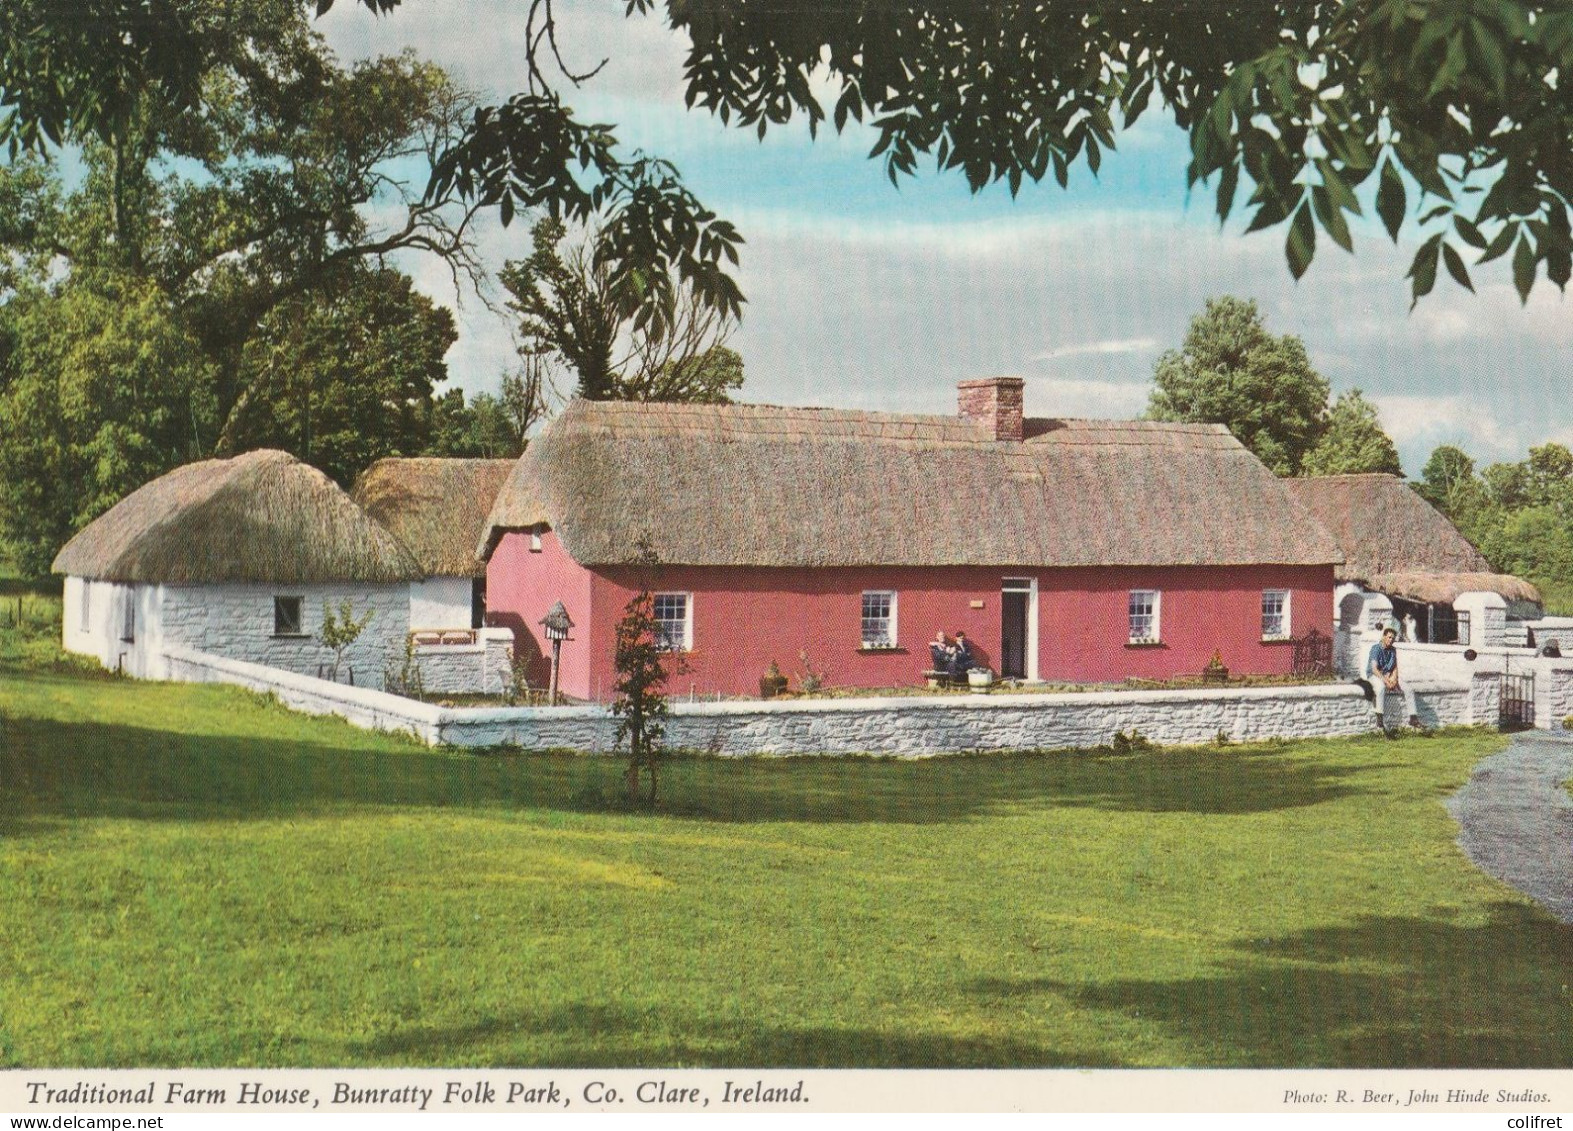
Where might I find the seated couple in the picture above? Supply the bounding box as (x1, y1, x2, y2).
(930, 630, 975, 681)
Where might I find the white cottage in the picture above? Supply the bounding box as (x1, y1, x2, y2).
(52, 449, 421, 683)
(1284, 474, 1542, 669)
(351, 457, 517, 694)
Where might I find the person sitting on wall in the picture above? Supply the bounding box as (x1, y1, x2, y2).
(1367, 626, 1421, 734)
(948, 630, 974, 681)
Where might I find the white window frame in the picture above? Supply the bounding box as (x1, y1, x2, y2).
(860, 590, 898, 649)
(1262, 589, 1291, 640)
(1129, 589, 1161, 644)
(79, 581, 92, 634)
(120, 587, 136, 643)
(652, 592, 692, 652)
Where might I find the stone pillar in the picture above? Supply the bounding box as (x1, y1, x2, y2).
(1468, 669, 1502, 727)
(1454, 590, 1507, 648)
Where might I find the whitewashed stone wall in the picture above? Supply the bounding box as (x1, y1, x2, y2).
(409, 629, 515, 696)
(152, 648, 1493, 754)
(158, 583, 408, 685)
(60, 578, 167, 679)
(410, 576, 474, 630)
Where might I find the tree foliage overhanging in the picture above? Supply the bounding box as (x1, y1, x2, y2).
(9, 2, 1571, 305)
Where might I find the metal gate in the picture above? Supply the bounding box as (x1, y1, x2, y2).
(1500, 673, 1536, 731)
(1291, 628, 1333, 676)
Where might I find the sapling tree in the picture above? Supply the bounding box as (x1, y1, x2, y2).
(610, 539, 682, 805)
(320, 599, 374, 683)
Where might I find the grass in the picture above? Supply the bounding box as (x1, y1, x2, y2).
(2, 592, 1570, 1069)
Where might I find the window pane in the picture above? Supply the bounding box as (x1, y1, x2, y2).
(1129, 590, 1157, 640)
(861, 591, 894, 646)
(1262, 590, 1287, 637)
(274, 597, 303, 636)
(653, 594, 688, 650)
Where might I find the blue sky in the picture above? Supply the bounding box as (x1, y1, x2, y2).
(320, 0, 1573, 476)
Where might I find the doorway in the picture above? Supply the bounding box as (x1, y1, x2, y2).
(1001, 578, 1036, 680)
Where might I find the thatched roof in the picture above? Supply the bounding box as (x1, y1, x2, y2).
(353, 458, 515, 578)
(53, 449, 422, 584)
(482, 399, 1344, 568)
(1365, 571, 1543, 606)
(1284, 474, 1540, 606)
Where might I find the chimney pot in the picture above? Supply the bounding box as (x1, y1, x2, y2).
(957, 377, 1025, 441)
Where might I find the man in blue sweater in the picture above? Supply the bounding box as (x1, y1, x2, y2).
(1367, 627, 1420, 733)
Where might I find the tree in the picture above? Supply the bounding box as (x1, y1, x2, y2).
(0, 270, 217, 576)
(0, 0, 744, 330)
(221, 266, 458, 485)
(425, 366, 547, 460)
(319, 599, 374, 683)
(1415, 444, 1492, 534)
(501, 216, 744, 403)
(287, 1, 1573, 303)
(1147, 296, 1330, 476)
(1301, 389, 1403, 477)
(0, 11, 494, 571)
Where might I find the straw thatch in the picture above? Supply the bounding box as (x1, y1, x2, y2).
(1285, 473, 1492, 579)
(1365, 571, 1543, 606)
(1284, 474, 1540, 607)
(53, 449, 422, 584)
(482, 399, 1344, 568)
(353, 458, 515, 578)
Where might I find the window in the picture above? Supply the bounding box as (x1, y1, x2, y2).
(1129, 590, 1160, 644)
(273, 596, 305, 637)
(861, 591, 897, 648)
(529, 526, 543, 553)
(120, 589, 135, 643)
(1262, 590, 1291, 639)
(653, 593, 691, 651)
(79, 583, 91, 634)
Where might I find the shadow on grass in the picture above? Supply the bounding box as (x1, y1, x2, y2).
(1, 702, 1376, 827)
(341, 1002, 1126, 1068)
(975, 903, 1573, 1067)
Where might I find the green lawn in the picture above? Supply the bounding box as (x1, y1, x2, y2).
(2, 603, 1569, 1068)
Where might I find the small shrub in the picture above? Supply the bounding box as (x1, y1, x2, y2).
(384, 634, 425, 699)
(1563, 715, 1573, 731)
(1214, 729, 1233, 746)
(797, 649, 829, 694)
(1111, 729, 1154, 753)
(320, 599, 373, 683)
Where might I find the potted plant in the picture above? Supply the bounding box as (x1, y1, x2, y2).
(1202, 649, 1230, 683)
(759, 659, 789, 699)
(967, 666, 993, 691)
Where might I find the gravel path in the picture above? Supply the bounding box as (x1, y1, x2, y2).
(1446, 731, 1573, 923)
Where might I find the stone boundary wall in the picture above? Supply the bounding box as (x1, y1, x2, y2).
(409, 629, 515, 696)
(161, 646, 1491, 755)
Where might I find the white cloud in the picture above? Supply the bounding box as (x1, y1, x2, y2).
(1035, 338, 1159, 362)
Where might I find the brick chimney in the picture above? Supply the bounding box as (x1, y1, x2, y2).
(957, 377, 1025, 441)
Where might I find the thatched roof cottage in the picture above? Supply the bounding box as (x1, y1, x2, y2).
(53, 449, 420, 682)
(481, 379, 1345, 699)
(1284, 473, 1540, 648)
(352, 457, 515, 632)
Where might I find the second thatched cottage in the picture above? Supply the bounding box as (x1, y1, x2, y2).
(53, 449, 420, 682)
(480, 379, 1346, 700)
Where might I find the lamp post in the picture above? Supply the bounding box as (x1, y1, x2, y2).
(539, 601, 574, 705)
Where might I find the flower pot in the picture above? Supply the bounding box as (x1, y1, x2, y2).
(967, 669, 993, 691)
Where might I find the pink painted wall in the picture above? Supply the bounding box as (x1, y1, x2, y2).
(486, 561, 1335, 701)
(486, 530, 594, 695)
